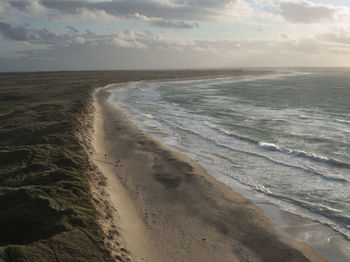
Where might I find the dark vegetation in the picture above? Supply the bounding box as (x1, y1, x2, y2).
(0, 70, 269, 261)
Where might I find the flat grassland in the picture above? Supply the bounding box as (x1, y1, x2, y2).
(0, 70, 268, 262)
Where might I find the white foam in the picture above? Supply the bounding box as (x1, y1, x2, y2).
(258, 142, 283, 151)
(258, 142, 332, 164)
(334, 119, 350, 126)
(142, 113, 154, 119)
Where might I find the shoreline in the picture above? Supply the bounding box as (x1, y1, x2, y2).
(91, 82, 330, 262)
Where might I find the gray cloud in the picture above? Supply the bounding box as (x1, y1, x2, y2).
(0, 21, 91, 45)
(318, 28, 350, 46)
(279, 0, 337, 23)
(2, 29, 350, 72)
(0, 20, 194, 50)
(40, 0, 237, 20)
(133, 13, 199, 29)
(3, 19, 350, 60)
(7, 27, 350, 57)
(6, 0, 238, 28)
(66, 25, 79, 34)
(0, 21, 35, 41)
(148, 19, 198, 29)
(2, 1, 350, 71)
(175, 0, 234, 8)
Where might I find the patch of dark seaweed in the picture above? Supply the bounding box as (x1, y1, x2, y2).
(154, 173, 182, 189)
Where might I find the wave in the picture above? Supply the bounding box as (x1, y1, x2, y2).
(205, 122, 350, 171)
(141, 113, 155, 119)
(176, 124, 348, 184)
(223, 170, 350, 240)
(258, 142, 349, 168)
(334, 119, 350, 126)
(224, 172, 350, 239)
(204, 123, 257, 144)
(184, 122, 349, 183)
(152, 71, 307, 91)
(222, 71, 308, 84)
(305, 167, 348, 183)
(258, 193, 350, 240)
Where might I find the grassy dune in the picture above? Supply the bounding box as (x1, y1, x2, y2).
(0, 70, 270, 261)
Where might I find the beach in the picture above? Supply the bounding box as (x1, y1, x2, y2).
(91, 83, 329, 262)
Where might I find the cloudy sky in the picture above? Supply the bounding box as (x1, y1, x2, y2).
(0, 0, 350, 71)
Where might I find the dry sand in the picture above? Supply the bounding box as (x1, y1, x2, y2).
(91, 84, 329, 262)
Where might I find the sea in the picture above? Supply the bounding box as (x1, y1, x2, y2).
(107, 68, 350, 249)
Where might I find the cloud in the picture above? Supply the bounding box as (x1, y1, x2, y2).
(133, 13, 198, 29)
(66, 26, 79, 34)
(111, 30, 147, 49)
(5, 0, 242, 27)
(37, 0, 238, 20)
(318, 27, 350, 46)
(74, 36, 85, 44)
(3, 17, 350, 60)
(279, 0, 338, 23)
(0, 21, 35, 41)
(112, 37, 146, 49)
(2, 1, 350, 70)
(76, 7, 118, 21)
(2, 27, 350, 72)
(0, 21, 92, 45)
(7, 26, 350, 57)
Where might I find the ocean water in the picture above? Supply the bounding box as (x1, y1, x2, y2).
(107, 68, 350, 240)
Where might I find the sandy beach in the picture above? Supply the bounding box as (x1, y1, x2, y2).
(91, 83, 329, 262)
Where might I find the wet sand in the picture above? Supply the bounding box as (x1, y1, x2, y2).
(91, 84, 329, 262)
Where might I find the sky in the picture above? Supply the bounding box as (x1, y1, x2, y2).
(0, 0, 350, 71)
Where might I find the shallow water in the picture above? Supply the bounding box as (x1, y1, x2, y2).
(108, 68, 350, 242)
